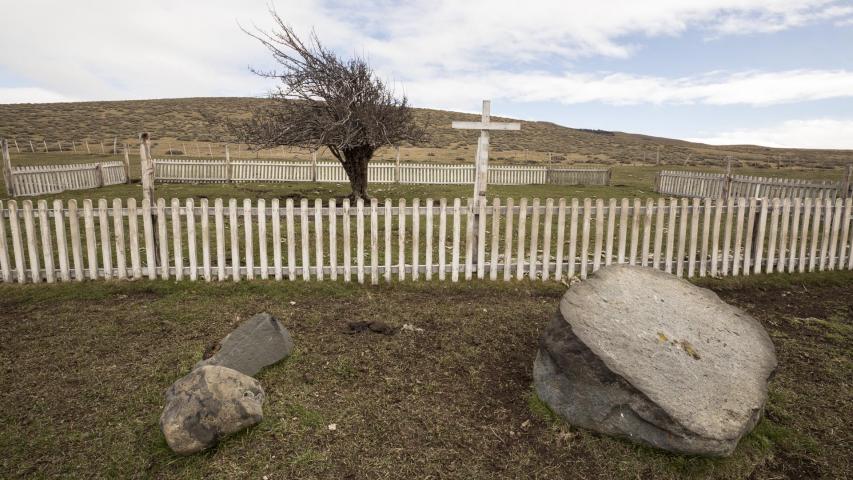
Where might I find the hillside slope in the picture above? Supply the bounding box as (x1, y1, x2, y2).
(1, 97, 850, 168)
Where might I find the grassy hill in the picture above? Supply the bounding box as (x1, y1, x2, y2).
(1, 97, 851, 169)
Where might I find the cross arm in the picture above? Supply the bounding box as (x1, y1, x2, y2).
(451, 121, 521, 131)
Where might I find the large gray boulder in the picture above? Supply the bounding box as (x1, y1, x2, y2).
(534, 265, 777, 457)
(160, 365, 265, 455)
(195, 312, 293, 376)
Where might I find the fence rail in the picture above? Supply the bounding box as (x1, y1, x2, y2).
(0, 195, 850, 284)
(153, 159, 611, 186)
(656, 170, 851, 199)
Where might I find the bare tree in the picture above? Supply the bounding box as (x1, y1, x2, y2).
(229, 10, 423, 200)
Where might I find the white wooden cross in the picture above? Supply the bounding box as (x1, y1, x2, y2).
(452, 100, 521, 206)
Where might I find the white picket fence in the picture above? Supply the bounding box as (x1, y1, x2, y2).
(153, 159, 611, 186)
(656, 170, 850, 199)
(0, 196, 851, 284)
(8, 162, 128, 197)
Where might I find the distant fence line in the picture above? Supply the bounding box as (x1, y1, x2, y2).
(655, 169, 853, 200)
(153, 158, 611, 186)
(0, 195, 850, 285)
(8, 162, 129, 197)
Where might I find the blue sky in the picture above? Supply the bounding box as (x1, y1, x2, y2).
(1, 0, 852, 148)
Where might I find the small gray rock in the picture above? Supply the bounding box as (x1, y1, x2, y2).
(195, 312, 293, 376)
(534, 265, 777, 457)
(160, 365, 264, 455)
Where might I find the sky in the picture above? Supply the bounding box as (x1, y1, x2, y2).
(1, 0, 853, 149)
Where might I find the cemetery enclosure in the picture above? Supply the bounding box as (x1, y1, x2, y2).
(656, 169, 852, 199)
(6, 161, 129, 197)
(153, 158, 611, 186)
(0, 195, 851, 284)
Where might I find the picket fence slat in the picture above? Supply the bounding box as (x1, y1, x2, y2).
(0, 195, 850, 284)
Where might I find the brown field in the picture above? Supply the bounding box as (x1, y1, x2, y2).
(0, 271, 850, 479)
(2, 97, 852, 169)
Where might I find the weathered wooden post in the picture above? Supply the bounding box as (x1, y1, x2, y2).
(29, 140, 35, 153)
(84, 140, 91, 154)
(2, 139, 15, 197)
(13, 139, 19, 153)
(208, 143, 213, 156)
(43, 140, 48, 152)
(95, 163, 105, 187)
(843, 164, 852, 199)
(99, 141, 105, 154)
(139, 132, 159, 267)
(395, 146, 401, 183)
(57, 141, 62, 152)
(225, 144, 232, 183)
(72, 141, 77, 153)
(721, 156, 733, 199)
(139, 133, 155, 205)
(311, 150, 318, 182)
(656, 145, 661, 165)
(182, 143, 188, 156)
(195, 142, 201, 157)
(167, 142, 172, 155)
(123, 144, 131, 184)
(113, 137, 117, 156)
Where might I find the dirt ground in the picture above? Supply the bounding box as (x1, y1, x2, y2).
(0, 271, 850, 479)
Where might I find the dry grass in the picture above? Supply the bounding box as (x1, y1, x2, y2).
(0, 271, 850, 479)
(2, 97, 852, 169)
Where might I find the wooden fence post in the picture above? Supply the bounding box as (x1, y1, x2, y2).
(606, 168, 612, 186)
(43, 140, 48, 153)
(57, 141, 62, 152)
(95, 163, 105, 187)
(84, 140, 90, 154)
(395, 146, 401, 183)
(72, 141, 77, 153)
(123, 144, 131, 184)
(656, 146, 661, 165)
(113, 137, 117, 156)
(99, 141, 105, 154)
(311, 150, 318, 182)
(139, 132, 159, 268)
(2, 139, 15, 197)
(13, 139, 19, 153)
(225, 144, 232, 183)
(208, 143, 213, 156)
(139, 133, 155, 204)
(721, 157, 733, 198)
(843, 164, 852, 199)
(195, 142, 201, 157)
(29, 140, 35, 153)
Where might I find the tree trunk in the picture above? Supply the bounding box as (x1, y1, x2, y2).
(341, 145, 374, 201)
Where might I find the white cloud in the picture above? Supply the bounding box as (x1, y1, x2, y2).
(400, 69, 853, 111)
(0, 87, 77, 104)
(686, 119, 853, 149)
(1, 0, 850, 103)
